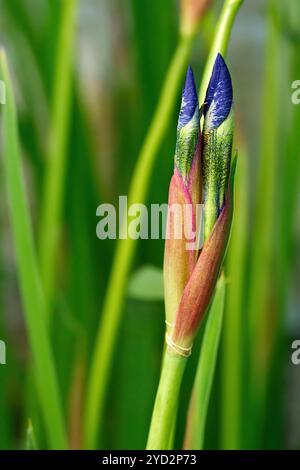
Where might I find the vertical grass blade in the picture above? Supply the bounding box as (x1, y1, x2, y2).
(184, 274, 226, 450)
(246, 3, 281, 447)
(221, 144, 248, 449)
(199, 0, 244, 103)
(0, 51, 67, 449)
(38, 0, 76, 304)
(0, 228, 11, 448)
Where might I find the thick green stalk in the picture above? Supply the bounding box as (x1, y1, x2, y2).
(38, 0, 76, 304)
(221, 144, 248, 449)
(184, 274, 226, 450)
(199, 0, 244, 103)
(0, 51, 67, 449)
(146, 352, 187, 450)
(84, 33, 194, 450)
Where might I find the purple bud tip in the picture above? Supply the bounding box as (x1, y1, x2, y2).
(178, 65, 198, 129)
(204, 53, 233, 128)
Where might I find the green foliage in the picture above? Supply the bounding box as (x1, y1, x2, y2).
(0, 0, 299, 452)
(25, 420, 38, 450)
(0, 51, 67, 449)
(128, 265, 164, 301)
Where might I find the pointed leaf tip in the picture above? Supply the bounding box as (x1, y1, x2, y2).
(178, 65, 198, 129)
(204, 53, 233, 129)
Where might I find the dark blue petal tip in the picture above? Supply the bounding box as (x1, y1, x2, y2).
(204, 53, 233, 128)
(178, 65, 198, 129)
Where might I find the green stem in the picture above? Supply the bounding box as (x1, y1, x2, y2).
(0, 51, 67, 450)
(146, 352, 187, 450)
(199, 0, 244, 103)
(84, 33, 194, 450)
(38, 0, 76, 305)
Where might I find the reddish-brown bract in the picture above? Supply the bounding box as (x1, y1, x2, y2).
(171, 172, 234, 348)
(163, 137, 202, 326)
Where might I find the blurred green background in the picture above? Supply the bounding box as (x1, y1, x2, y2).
(0, 0, 299, 450)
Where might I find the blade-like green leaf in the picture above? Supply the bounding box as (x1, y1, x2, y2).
(0, 50, 67, 450)
(221, 144, 248, 449)
(246, 4, 281, 447)
(38, 0, 77, 306)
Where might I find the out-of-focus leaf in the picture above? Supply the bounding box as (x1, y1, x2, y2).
(221, 144, 248, 450)
(25, 419, 37, 450)
(127, 265, 164, 301)
(0, 50, 67, 449)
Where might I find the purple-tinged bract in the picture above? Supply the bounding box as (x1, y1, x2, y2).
(175, 66, 200, 183)
(178, 65, 198, 129)
(204, 53, 232, 129)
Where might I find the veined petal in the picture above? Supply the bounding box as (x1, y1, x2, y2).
(178, 65, 199, 129)
(202, 54, 234, 240)
(175, 66, 200, 184)
(204, 53, 233, 130)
